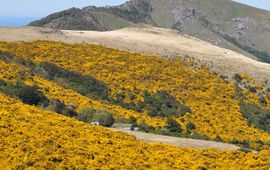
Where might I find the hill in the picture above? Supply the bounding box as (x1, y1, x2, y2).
(29, 0, 270, 63)
(2, 93, 270, 169)
(1, 26, 270, 85)
(1, 35, 270, 167)
(1, 40, 270, 150)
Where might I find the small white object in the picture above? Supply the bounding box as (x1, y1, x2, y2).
(91, 121, 100, 126)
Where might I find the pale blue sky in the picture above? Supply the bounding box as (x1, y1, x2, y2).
(0, 0, 127, 17)
(0, 0, 269, 26)
(233, 0, 270, 11)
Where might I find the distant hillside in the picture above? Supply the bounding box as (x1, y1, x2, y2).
(29, 0, 270, 63)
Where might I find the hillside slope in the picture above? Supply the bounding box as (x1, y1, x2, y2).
(1, 93, 270, 169)
(1, 40, 270, 150)
(1, 26, 270, 85)
(1, 38, 270, 168)
(29, 0, 270, 63)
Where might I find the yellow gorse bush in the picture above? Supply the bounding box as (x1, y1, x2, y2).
(0, 41, 270, 144)
(1, 93, 270, 169)
(31, 76, 165, 127)
(0, 59, 29, 83)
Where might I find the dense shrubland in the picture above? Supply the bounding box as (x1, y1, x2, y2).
(0, 79, 48, 106)
(240, 102, 270, 133)
(1, 93, 270, 169)
(0, 93, 269, 169)
(1, 41, 270, 149)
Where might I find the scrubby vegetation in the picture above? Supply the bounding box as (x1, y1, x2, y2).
(37, 62, 110, 100)
(78, 107, 115, 127)
(1, 40, 270, 167)
(1, 41, 270, 150)
(0, 79, 48, 106)
(140, 90, 191, 118)
(165, 118, 183, 133)
(1, 93, 270, 169)
(220, 32, 270, 64)
(240, 102, 270, 133)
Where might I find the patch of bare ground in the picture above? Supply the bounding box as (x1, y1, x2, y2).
(113, 128, 241, 151)
(0, 25, 269, 84)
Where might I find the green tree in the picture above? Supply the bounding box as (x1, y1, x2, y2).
(93, 109, 115, 127)
(77, 107, 96, 123)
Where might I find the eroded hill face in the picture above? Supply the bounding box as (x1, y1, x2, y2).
(29, 0, 270, 63)
(1, 41, 270, 150)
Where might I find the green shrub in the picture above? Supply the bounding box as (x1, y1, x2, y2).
(92, 109, 115, 127)
(77, 107, 115, 127)
(37, 62, 109, 100)
(214, 135, 223, 142)
(165, 118, 182, 133)
(16, 85, 46, 106)
(61, 107, 77, 117)
(0, 80, 48, 106)
(188, 131, 210, 140)
(114, 116, 127, 123)
(242, 140, 250, 148)
(112, 90, 142, 112)
(141, 91, 191, 118)
(238, 148, 252, 153)
(46, 99, 77, 117)
(240, 101, 270, 133)
(77, 107, 97, 123)
(230, 139, 240, 145)
(186, 122, 196, 131)
(155, 128, 174, 136)
(128, 116, 137, 124)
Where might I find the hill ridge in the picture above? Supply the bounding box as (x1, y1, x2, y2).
(29, 0, 270, 63)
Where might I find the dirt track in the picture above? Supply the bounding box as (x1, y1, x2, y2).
(114, 129, 241, 151)
(0, 25, 270, 83)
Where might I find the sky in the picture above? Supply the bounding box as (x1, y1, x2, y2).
(233, 0, 270, 11)
(0, 0, 270, 26)
(0, 0, 127, 26)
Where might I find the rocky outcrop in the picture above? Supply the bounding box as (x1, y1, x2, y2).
(29, 8, 109, 31)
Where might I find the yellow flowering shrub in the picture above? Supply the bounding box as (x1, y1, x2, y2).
(0, 41, 270, 144)
(31, 76, 165, 128)
(1, 93, 270, 169)
(0, 59, 165, 128)
(237, 73, 270, 108)
(0, 59, 29, 83)
(239, 73, 253, 83)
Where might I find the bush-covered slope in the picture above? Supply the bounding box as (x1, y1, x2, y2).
(1, 41, 270, 150)
(1, 93, 270, 169)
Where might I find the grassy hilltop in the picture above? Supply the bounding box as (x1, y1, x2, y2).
(29, 0, 270, 63)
